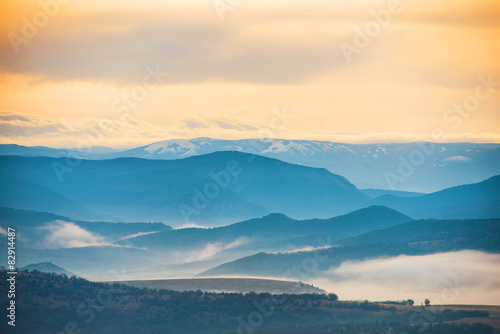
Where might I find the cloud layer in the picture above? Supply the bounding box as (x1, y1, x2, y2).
(1, 110, 499, 148)
(311, 251, 500, 305)
(0, 0, 498, 146)
(38, 220, 111, 248)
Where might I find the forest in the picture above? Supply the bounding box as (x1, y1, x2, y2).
(0, 270, 493, 334)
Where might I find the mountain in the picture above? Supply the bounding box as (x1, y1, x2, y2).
(0, 175, 96, 220)
(367, 175, 500, 219)
(0, 152, 368, 224)
(0, 206, 172, 246)
(3, 140, 499, 193)
(198, 218, 500, 278)
(339, 218, 500, 249)
(20, 262, 74, 276)
(118, 206, 412, 252)
(11, 246, 159, 278)
(361, 189, 425, 198)
(0, 144, 106, 159)
(114, 140, 497, 193)
(0, 206, 411, 278)
(0, 208, 165, 277)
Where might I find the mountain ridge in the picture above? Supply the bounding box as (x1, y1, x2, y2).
(0, 152, 367, 224)
(2, 139, 499, 192)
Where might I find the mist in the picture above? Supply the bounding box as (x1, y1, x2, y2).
(310, 250, 500, 305)
(37, 220, 112, 248)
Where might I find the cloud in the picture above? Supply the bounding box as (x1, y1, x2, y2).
(0, 9, 348, 85)
(310, 251, 500, 305)
(0, 226, 7, 235)
(38, 220, 112, 248)
(0, 111, 171, 148)
(181, 119, 209, 130)
(1, 1, 498, 88)
(273, 245, 332, 254)
(175, 223, 209, 229)
(1, 111, 500, 148)
(119, 231, 160, 241)
(177, 237, 250, 263)
(0, 114, 30, 122)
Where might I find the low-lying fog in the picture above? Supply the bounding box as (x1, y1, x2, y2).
(310, 250, 500, 305)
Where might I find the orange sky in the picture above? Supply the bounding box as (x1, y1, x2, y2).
(0, 0, 499, 148)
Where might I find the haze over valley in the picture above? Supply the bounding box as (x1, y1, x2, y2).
(1, 0, 499, 332)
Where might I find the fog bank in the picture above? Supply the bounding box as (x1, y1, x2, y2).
(311, 251, 500, 305)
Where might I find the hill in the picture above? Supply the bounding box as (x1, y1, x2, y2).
(0, 152, 367, 224)
(12, 246, 159, 277)
(361, 189, 425, 198)
(0, 270, 495, 334)
(111, 278, 325, 294)
(198, 218, 500, 278)
(0, 144, 105, 159)
(20, 262, 74, 276)
(0, 206, 172, 246)
(4, 139, 499, 192)
(118, 206, 412, 252)
(368, 175, 500, 219)
(338, 218, 500, 248)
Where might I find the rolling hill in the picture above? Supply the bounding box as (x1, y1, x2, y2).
(3, 270, 495, 334)
(3, 139, 499, 192)
(0, 206, 172, 246)
(20, 262, 75, 276)
(198, 218, 500, 278)
(367, 175, 500, 219)
(112, 278, 325, 294)
(0, 152, 368, 224)
(118, 206, 412, 252)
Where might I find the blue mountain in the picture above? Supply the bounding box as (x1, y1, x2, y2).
(0, 152, 368, 225)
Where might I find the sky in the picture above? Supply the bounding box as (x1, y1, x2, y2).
(0, 0, 499, 148)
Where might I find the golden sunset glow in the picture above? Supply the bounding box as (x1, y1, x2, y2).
(1, 0, 499, 147)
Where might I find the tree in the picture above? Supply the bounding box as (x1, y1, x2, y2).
(407, 299, 415, 306)
(328, 293, 338, 301)
(425, 298, 431, 306)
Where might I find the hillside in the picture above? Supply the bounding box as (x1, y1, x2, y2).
(368, 175, 500, 219)
(339, 218, 500, 248)
(0, 206, 172, 245)
(4, 140, 499, 192)
(0, 144, 109, 159)
(20, 262, 75, 276)
(0, 152, 367, 224)
(361, 189, 425, 198)
(119, 206, 412, 252)
(198, 218, 500, 278)
(12, 246, 158, 276)
(111, 278, 325, 294)
(0, 270, 495, 334)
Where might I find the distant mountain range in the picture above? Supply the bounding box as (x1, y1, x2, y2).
(118, 206, 412, 252)
(1, 152, 498, 225)
(0, 206, 410, 275)
(0, 206, 172, 247)
(367, 175, 500, 219)
(198, 218, 500, 278)
(0, 152, 368, 224)
(2, 204, 499, 280)
(2, 139, 499, 192)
